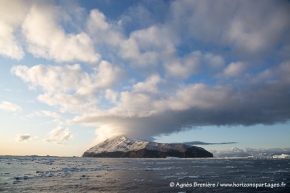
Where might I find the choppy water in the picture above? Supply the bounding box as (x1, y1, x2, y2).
(0, 156, 289, 193)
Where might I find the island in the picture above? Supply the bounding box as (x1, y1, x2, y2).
(83, 135, 213, 158)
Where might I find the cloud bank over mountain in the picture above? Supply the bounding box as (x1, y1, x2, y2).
(1, 0, 289, 144)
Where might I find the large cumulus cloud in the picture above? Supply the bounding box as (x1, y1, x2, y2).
(70, 61, 290, 142)
(7, 0, 290, 144)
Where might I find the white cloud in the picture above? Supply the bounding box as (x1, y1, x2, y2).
(38, 93, 99, 114)
(0, 1, 100, 63)
(88, 9, 109, 31)
(0, 101, 22, 112)
(0, 22, 25, 60)
(170, 0, 290, 58)
(164, 51, 202, 78)
(12, 62, 124, 114)
(226, 2, 289, 54)
(16, 134, 38, 142)
(132, 74, 162, 94)
(11, 62, 123, 96)
(103, 75, 163, 117)
(87, 11, 177, 67)
(0, 0, 30, 59)
(44, 127, 73, 145)
(156, 83, 230, 111)
(277, 61, 290, 83)
(204, 53, 225, 70)
(121, 25, 176, 66)
(21, 2, 100, 63)
(12, 64, 83, 94)
(26, 112, 40, 119)
(87, 9, 127, 51)
(92, 61, 125, 90)
(222, 62, 247, 77)
(105, 89, 118, 104)
(42, 110, 61, 119)
(164, 51, 225, 78)
(251, 61, 290, 85)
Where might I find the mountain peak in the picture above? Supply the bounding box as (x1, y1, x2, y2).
(106, 135, 134, 142)
(107, 135, 149, 143)
(109, 135, 128, 140)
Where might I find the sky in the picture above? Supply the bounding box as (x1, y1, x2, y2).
(0, 0, 290, 156)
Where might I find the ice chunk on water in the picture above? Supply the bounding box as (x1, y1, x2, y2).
(176, 172, 187, 175)
(273, 154, 290, 158)
(166, 157, 182, 160)
(187, 176, 199, 179)
(276, 169, 289, 173)
(225, 166, 236, 168)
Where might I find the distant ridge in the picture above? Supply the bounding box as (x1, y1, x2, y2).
(83, 135, 213, 158)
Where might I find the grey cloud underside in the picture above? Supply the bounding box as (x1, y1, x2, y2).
(73, 71, 290, 140)
(178, 141, 237, 145)
(18, 135, 31, 141)
(16, 134, 37, 142)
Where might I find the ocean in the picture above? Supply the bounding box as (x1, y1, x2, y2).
(0, 156, 289, 192)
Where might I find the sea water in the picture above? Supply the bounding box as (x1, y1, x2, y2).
(0, 156, 289, 193)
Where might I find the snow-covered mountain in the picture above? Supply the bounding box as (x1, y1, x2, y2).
(211, 147, 290, 157)
(83, 135, 213, 158)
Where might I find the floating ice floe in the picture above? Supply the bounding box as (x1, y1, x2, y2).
(225, 166, 237, 168)
(275, 169, 289, 173)
(176, 172, 187, 175)
(187, 176, 199, 179)
(166, 157, 182, 160)
(133, 179, 145, 182)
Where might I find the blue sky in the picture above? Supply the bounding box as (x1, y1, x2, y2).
(0, 0, 290, 156)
